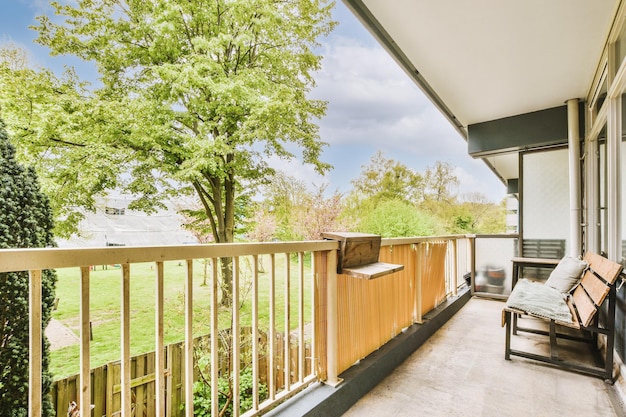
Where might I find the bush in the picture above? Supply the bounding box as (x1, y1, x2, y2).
(0, 120, 57, 416)
(192, 367, 268, 417)
(360, 199, 438, 237)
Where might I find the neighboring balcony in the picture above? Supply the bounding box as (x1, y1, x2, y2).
(2, 234, 623, 416)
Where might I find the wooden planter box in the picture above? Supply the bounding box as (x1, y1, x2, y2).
(322, 232, 403, 279)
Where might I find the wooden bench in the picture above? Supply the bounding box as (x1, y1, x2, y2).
(503, 252, 623, 381)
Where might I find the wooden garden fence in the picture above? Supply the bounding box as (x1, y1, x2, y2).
(50, 329, 311, 416)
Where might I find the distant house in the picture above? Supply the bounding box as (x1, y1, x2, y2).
(56, 194, 198, 248)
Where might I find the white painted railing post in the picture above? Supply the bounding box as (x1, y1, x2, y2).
(232, 257, 240, 417)
(79, 266, 91, 416)
(283, 253, 291, 391)
(252, 255, 260, 411)
(211, 259, 219, 417)
(185, 260, 194, 417)
(121, 264, 131, 417)
(29, 270, 42, 417)
(298, 252, 305, 383)
(268, 254, 276, 401)
(325, 250, 342, 387)
(155, 262, 165, 417)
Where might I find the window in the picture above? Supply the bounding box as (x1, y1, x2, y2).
(105, 207, 125, 215)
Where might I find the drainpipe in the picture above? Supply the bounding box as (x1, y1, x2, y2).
(567, 99, 582, 256)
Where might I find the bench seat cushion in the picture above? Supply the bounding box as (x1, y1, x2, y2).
(505, 279, 575, 325)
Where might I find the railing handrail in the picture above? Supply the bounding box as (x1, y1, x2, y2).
(381, 233, 518, 247)
(382, 234, 469, 246)
(0, 240, 339, 273)
(0, 234, 487, 273)
(471, 233, 519, 239)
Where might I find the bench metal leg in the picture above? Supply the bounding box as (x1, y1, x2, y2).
(505, 311, 511, 360)
(549, 320, 559, 360)
(604, 287, 616, 382)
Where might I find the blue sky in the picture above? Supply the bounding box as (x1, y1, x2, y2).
(0, 0, 507, 202)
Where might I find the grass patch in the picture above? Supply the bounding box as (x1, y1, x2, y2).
(50, 255, 313, 379)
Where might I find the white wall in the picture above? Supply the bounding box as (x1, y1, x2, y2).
(522, 149, 570, 253)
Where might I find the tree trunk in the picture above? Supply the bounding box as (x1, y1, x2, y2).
(219, 162, 236, 307)
(220, 258, 233, 307)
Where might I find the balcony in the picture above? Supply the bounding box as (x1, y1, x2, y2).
(2, 234, 625, 416)
(342, 297, 624, 417)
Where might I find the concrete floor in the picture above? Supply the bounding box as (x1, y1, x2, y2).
(342, 297, 626, 417)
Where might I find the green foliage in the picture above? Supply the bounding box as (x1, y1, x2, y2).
(259, 172, 311, 240)
(1, 0, 336, 308)
(257, 172, 352, 240)
(0, 46, 127, 237)
(349, 150, 424, 208)
(0, 120, 56, 416)
(1, 1, 336, 243)
(422, 161, 459, 203)
(192, 368, 268, 417)
(453, 214, 474, 231)
(360, 200, 438, 237)
(430, 192, 506, 234)
(346, 152, 505, 236)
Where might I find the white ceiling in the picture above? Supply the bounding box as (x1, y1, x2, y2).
(347, 0, 617, 128)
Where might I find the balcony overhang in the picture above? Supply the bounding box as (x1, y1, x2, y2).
(342, 0, 617, 181)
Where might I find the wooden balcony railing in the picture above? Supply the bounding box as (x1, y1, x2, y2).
(0, 235, 473, 416)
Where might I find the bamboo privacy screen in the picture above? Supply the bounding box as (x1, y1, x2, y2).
(315, 241, 449, 378)
(415, 242, 448, 316)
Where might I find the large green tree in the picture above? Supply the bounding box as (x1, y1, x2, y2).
(345, 151, 425, 227)
(0, 120, 57, 416)
(1, 0, 335, 304)
(421, 161, 459, 205)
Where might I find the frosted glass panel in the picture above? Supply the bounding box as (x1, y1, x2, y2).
(474, 237, 516, 296)
(522, 149, 570, 254)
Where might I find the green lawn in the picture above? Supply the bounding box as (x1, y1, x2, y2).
(50, 254, 313, 379)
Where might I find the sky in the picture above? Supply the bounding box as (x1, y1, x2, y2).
(0, 0, 507, 203)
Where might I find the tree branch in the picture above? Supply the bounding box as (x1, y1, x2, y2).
(178, 8, 196, 53)
(192, 180, 219, 239)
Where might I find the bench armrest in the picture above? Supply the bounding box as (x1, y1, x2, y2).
(511, 257, 560, 288)
(511, 257, 560, 267)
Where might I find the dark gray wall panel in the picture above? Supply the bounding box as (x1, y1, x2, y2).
(468, 104, 584, 156)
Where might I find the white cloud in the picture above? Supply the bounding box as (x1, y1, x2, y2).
(308, 17, 507, 202)
(312, 36, 466, 156)
(265, 155, 327, 191)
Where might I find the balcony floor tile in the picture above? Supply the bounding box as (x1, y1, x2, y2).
(343, 297, 626, 417)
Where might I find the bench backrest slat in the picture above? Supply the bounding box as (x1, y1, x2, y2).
(583, 252, 622, 285)
(579, 270, 610, 306)
(569, 252, 624, 327)
(572, 285, 597, 327)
